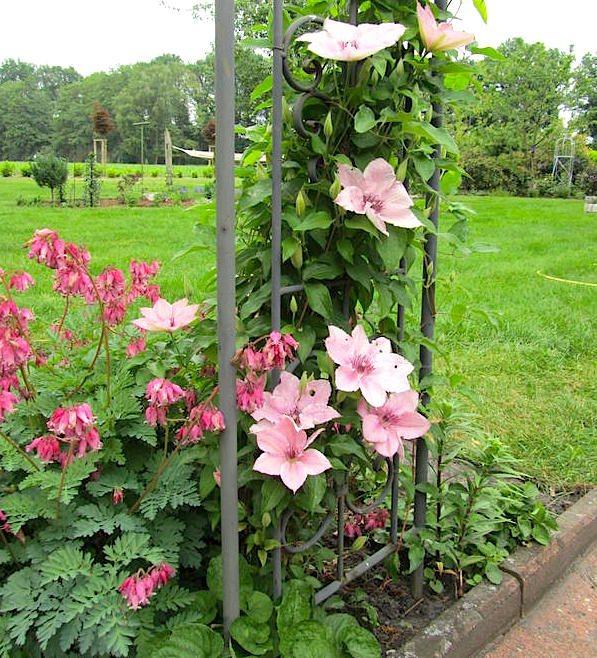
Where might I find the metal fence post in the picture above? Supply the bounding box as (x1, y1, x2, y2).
(413, 0, 446, 600)
(215, 0, 240, 633)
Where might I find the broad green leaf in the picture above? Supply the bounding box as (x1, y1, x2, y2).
(279, 621, 339, 658)
(305, 283, 334, 319)
(345, 215, 379, 237)
(354, 105, 377, 133)
(282, 236, 301, 262)
(250, 75, 273, 101)
(277, 580, 313, 631)
(412, 153, 436, 182)
(295, 474, 326, 512)
(287, 210, 333, 232)
(376, 227, 408, 270)
(440, 169, 462, 195)
(303, 260, 343, 281)
(297, 324, 316, 363)
(230, 617, 272, 655)
(341, 625, 381, 658)
(337, 237, 354, 263)
(150, 623, 224, 658)
(206, 554, 253, 600)
(245, 591, 274, 623)
(261, 478, 288, 512)
(485, 562, 503, 585)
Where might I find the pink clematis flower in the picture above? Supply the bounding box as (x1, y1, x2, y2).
(335, 158, 421, 235)
(132, 298, 199, 333)
(251, 372, 339, 431)
(358, 390, 431, 458)
(253, 416, 331, 493)
(417, 3, 474, 53)
(297, 18, 406, 62)
(325, 325, 414, 408)
(8, 272, 35, 292)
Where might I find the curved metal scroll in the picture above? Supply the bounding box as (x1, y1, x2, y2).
(280, 509, 335, 554)
(345, 458, 394, 515)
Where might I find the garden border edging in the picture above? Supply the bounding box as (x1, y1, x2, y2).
(392, 488, 597, 658)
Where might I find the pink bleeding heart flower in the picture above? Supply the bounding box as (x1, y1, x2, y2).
(252, 416, 332, 493)
(335, 158, 421, 235)
(417, 3, 474, 53)
(8, 272, 35, 292)
(0, 390, 18, 422)
(132, 298, 199, 332)
(297, 18, 406, 62)
(358, 390, 431, 458)
(112, 488, 124, 505)
(26, 435, 61, 463)
(236, 374, 266, 413)
(325, 325, 414, 408)
(251, 372, 339, 431)
(126, 336, 146, 358)
(213, 469, 221, 487)
(27, 229, 65, 269)
(96, 267, 126, 303)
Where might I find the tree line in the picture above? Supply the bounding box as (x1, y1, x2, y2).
(0, 32, 594, 195)
(0, 49, 269, 164)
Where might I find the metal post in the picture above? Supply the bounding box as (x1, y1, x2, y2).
(412, 0, 446, 599)
(271, 0, 284, 601)
(215, 0, 240, 633)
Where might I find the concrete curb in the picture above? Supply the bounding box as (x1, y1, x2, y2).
(392, 488, 596, 658)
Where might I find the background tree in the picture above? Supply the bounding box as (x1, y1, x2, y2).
(91, 101, 115, 137)
(453, 38, 574, 193)
(30, 153, 68, 203)
(570, 53, 597, 143)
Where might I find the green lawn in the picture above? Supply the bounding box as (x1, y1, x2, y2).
(0, 177, 595, 487)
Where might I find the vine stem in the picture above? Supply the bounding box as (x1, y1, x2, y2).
(55, 442, 76, 518)
(0, 429, 40, 471)
(56, 295, 70, 335)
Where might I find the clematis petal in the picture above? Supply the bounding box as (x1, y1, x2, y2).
(335, 186, 366, 213)
(300, 449, 332, 475)
(334, 365, 360, 392)
(254, 452, 285, 476)
(325, 326, 353, 366)
(280, 461, 309, 493)
(359, 376, 387, 408)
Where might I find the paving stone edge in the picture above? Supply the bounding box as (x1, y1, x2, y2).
(392, 488, 597, 658)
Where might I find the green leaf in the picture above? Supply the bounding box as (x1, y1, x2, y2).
(240, 179, 271, 210)
(230, 617, 272, 655)
(150, 623, 224, 658)
(40, 545, 94, 584)
(250, 75, 273, 101)
(303, 260, 343, 281)
(297, 325, 316, 363)
(279, 620, 339, 658)
(345, 215, 379, 237)
(412, 153, 435, 182)
(337, 238, 354, 263)
(376, 227, 408, 270)
(469, 45, 505, 60)
(292, 211, 333, 232)
(295, 474, 326, 512)
(305, 283, 334, 320)
(404, 121, 459, 155)
(354, 105, 377, 134)
(532, 524, 551, 545)
(440, 169, 462, 195)
(277, 580, 313, 631)
(282, 236, 301, 262)
(408, 544, 425, 572)
(245, 591, 274, 623)
(341, 625, 381, 658)
(207, 554, 253, 600)
(261, 478, 288, 512)
(485, 562, 503, 585)
(472, 0, 488, 22)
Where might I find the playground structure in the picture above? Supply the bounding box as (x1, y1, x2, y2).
(552, 134, 575, 190)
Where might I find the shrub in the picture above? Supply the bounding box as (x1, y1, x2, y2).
(191, 170, 198, 178)
(0, 162, 15, 177)
(83, 153, 102, 207)
(577, 159, 597, 196)
(150, 169, 159, 177)
(30, 154, 68, 204)
(20, 163, 32, 178)
(106, 168, 118, 178)
(73, 163, 84, 177)
(117, 173, 140, 205)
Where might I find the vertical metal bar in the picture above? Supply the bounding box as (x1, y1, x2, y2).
(337, 487, 346, 580)
(390, 454, 400, 543)
(215, 0, 240, 633)
(271, 0, 284, 601)
(412, 0, 446, 600)
(271, 0, 284, 333)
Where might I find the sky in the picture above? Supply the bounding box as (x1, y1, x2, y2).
(0, 0, 594, 75)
